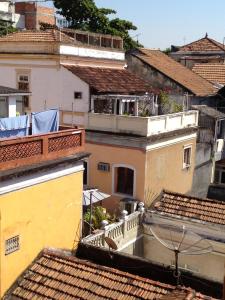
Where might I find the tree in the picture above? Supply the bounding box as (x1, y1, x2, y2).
(53, 0, 141, 50)
(0, 20, 17, 36)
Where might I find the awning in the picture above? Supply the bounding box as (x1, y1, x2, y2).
(83, 189, 110, 206)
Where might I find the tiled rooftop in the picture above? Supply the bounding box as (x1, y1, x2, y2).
(64, 65, 154, 94)
(177, 36, 225, 52)
(0, 29, 74, 44)
(3, 249, 217, 300)
(192, 63, 225, 86)
(152, 190, 225, 226)
(131, 48, 216, 96)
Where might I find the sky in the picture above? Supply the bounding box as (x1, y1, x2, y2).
(41, 0, 225, 49)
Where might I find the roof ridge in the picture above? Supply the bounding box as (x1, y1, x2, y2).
(133, 49, 216, 96)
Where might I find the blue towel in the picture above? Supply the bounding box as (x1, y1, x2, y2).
(31, 109, 59, 135)
(0, 115, 29, 139)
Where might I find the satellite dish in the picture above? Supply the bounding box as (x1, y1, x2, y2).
(104, 237, 118, 251)
(145, 218, 213, 286)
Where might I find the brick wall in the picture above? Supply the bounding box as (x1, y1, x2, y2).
(15, 2, 55, 30)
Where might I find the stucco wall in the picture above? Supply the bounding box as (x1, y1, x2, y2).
(143, 235, 224, 283)
(0, 166, 83, 296)
(191, 143, 212, 198)
(86, 133, 196, 212)
(85, 142, 146, 214)
(144, 135, 196, 204)
(0, 59, 89, 125)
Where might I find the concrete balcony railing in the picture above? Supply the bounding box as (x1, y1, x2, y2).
(0, 127, 85, 172)
(82, 211, 143, 251)
(87, 110, 198, 137)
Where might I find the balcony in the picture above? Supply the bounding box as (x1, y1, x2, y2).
(82, 211, 142, 251)
(0, 126, 85, 172)
(87, 110, 199, 137)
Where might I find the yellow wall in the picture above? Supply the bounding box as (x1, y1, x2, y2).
(86, 136, 196, 211)
(144, 137, 196, 205)
(86, 143, 146, 213)
(0, 170, 83, 296)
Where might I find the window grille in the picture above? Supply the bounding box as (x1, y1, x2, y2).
(5, 235, 20, 255)
(98, 162, 110, 172)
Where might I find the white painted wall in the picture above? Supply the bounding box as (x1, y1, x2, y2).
(0, 59, 90, 126)
(0, 2, 10, 13)
(60, 45, 125, 61)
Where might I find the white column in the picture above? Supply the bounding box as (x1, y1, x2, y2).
(91, 96, 95, 113)
(8, 96, 17, 117)
(134, 101, 139, 116)
(119, 101, 123, 115)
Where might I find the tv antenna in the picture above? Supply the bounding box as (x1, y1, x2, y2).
(145, 219, 213, 286)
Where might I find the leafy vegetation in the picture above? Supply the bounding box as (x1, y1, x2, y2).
(0, 20, 17, 36)
(53, 0, 142, 50)
(159, 91, 183, 114)
(84, 206, 115, 229)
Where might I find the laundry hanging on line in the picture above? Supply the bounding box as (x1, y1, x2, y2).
(31, 109, 59, 135)
(0, 115, 29, 139)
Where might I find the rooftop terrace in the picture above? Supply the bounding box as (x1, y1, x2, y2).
(0, 126, 85, 172)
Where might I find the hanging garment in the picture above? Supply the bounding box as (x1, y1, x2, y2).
(31, 109, 59, 135)
(0, 115, 29, 139)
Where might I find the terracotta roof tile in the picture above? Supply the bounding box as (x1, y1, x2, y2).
(4, 249, 216, 300)
(64, 65, 154, 94)
(0, 29, 74, 44)
(177, 37, 225, 53)
(132, 49, 216, 96)
(192, 63, 225, 85)
(152, 190, 225, 225)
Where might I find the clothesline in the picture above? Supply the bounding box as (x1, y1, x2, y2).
(0, 109, 59, 139)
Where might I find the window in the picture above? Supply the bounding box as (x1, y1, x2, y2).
(5, 235, 20, 255)
(114, 166, 135, 196)
(17, 73, 30, 108)
(98, 162, 110, 172)
(74, 92, 82, 99)
(183, 146, 192, 169)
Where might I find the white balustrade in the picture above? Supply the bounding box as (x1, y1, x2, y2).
(87, 110, 198, 137)
(82, 211, 142, 249)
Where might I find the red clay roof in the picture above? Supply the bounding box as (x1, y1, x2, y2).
(132, 48, 216, 96)
(0, 29, 74, 44)
(192, 63, 225, 86)
(152, 190, 225, 225)
(177, 36, 225, 52)
(3, 249, 216, 300)
(64, 65, 154, 94)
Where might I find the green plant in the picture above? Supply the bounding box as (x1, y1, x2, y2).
(159, 91, 183, 114)
(84, 206, 115, 229)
